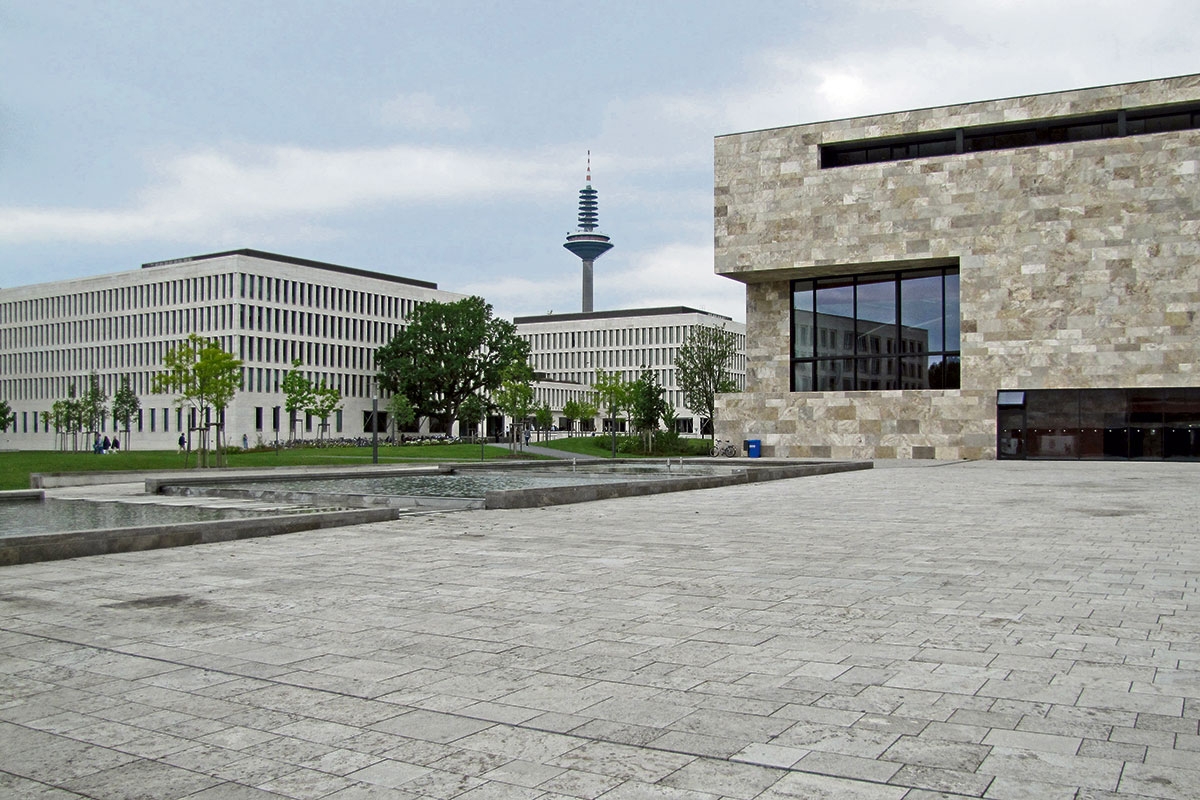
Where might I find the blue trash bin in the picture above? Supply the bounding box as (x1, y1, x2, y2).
(746, 439, 761, 458)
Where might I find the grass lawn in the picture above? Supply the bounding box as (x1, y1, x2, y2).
(0, 443, 527, 491)
(535, 435, 712, 458)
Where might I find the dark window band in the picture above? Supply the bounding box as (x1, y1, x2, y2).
(820, 101, 1200, 169)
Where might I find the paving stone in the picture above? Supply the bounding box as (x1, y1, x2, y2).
(4, 462, 1200, 799)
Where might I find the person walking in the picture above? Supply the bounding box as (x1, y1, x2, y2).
(178, 433, 186, 452)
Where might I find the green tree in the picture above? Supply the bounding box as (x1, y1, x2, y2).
(306, 382, 343, 440)
(629, 369, 667, 453)
(456, 393, 486, 440)
(152, 333, 243, 467)
(80, 372, 107, 447)
(281, 359, 313, 440)
(534, 403, 553, 441)
(48, 385, 82, 451)
(675, 324, 739, 442)
(375, 296, 530, 434)
(388, 392, 416, 439)
(493, 364, 534, 451)
(593, 369, 630, 457)
(561, 398, 581, 437)
(578, 396, 599, 433)
(111, 377, 141, 450)
(0, 399, 13, 434)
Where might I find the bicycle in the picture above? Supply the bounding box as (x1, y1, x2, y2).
(709, 439, 737, 457)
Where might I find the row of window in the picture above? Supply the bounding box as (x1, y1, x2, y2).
(820, 100, 1200, 168)
(0, 270, 425, 326)
(792, 266, 960, 391)
(525, 323, 743, 351)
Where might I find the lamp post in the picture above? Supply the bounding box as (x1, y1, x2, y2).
(371, 385, 379, 465)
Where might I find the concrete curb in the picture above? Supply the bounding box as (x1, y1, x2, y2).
(0, 507, 397, 566)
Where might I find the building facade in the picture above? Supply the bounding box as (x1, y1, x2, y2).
(515, 307, 747, 434)
(714, 74, 1200, 460)
(0, 250, 463, 450)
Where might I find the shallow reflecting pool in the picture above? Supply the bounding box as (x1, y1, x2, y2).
(1, 499, 277, 538)
(234, 469, 684, 498)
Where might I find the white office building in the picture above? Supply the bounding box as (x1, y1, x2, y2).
(515, 307, 747, 434)
(0, 249, 463, 450)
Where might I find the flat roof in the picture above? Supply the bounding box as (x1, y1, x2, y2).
(716, 71, 1200, 139)
(142, 248, 439, 290)
(514, 306, 732, 325)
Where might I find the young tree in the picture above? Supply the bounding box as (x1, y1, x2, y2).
(111, 377, 140, 450)
(152, 333, 243, 467)
(388, 392, 416, 439)
(281, 359, 313, 441)
(375, 296, 530, 434)
(593, 369, 630, 457)
(675, 324, 739, 442)
(80, 372, 107, 447)
(629, 369, 667, 453)
(493, 364, 534, 451)
(456, 393, 486, 441)
(561, 399, 581, 437)
(578, 396, 599, 434)
(48, 386, 82, 451)
(306, 382, 343, 441)
(0, 399, 13, 434)
(534, 404, 553, 441)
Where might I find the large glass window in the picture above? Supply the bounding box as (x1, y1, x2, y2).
(998, 388, 1200, 460)
(791, 266, 960, 391)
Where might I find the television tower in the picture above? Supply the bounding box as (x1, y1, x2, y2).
(563, 152, 613, 313)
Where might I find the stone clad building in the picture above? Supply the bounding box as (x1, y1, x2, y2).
(714, 74, 1200, 460)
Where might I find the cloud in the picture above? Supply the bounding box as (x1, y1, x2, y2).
(605, 243, 745, 323)
(0, 143, 569, 244)
(458, 275, 575, 322)
(597, 1, 1200, 146)
(379, 92, 471, 132)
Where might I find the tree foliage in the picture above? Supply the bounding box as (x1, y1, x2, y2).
(561, 399, 582, 436)
(493, 364, 534, 450)
(80, 372, 107, 440)
(675, 324, 739, 440)
(0, 399, 13, 434)
(375, 297, 530, 433)
(456, 393, 486, 439)
(629, 369, 668, 452)
(534, 404, 553, 439)
(593, 369, 630, 456)
(306, 383, 343, 440)
(111, 377, 140, 448)
(152, 333, 243, 467)
(281, 359, 313, 439)
(388, 392, 417, 437)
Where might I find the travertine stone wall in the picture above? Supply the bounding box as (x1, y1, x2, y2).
(715, 74, 1200, 459)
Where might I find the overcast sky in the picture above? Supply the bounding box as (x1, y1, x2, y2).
(2, 1, 1198, 322)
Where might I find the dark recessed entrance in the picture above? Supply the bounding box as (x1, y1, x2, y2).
(997, 388, 1200, 460)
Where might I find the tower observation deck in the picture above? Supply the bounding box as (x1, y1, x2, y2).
(563, 153, 613, 313)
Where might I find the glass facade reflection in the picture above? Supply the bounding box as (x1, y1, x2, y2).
(997, 388, 1200, 460)
(792, 267, 960, 391)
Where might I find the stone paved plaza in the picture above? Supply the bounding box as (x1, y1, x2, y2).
(2, 461, 1198, 799)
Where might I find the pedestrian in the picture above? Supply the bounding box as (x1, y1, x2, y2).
(178, 433, 186, 452)
(524, 428, 530, 447)
(102, 435, 110, 453)
(242, 433, 249, 450)
(112, 437, 120, 452)
(93, 433, 102, 455)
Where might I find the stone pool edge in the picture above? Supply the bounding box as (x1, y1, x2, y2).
(0, 507, 397, 567)
(482, 460, 873, 508)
